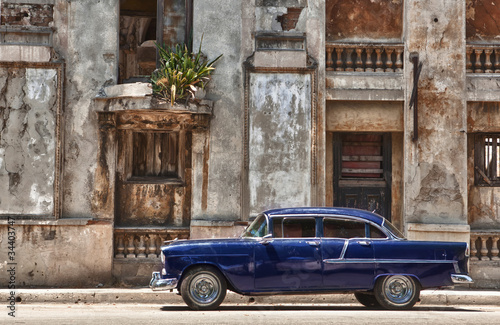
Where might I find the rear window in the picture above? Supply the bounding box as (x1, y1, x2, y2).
(323, 218, 366, 239)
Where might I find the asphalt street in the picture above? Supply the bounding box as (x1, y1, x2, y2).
(4, 303, 500, 325)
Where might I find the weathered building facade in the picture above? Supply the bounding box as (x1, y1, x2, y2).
(1, 0, 499, 288)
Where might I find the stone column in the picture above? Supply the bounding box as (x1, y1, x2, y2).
(404, 0, 469, 242)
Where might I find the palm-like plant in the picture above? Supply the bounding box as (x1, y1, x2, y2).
(151, 40, 222, 105)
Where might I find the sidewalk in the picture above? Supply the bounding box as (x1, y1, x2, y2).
(2, 288, 499, 306)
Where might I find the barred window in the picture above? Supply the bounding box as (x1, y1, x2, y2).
(475, 134, 500, 186)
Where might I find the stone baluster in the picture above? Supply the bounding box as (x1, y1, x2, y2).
(385, 48, 395, 72)
(495, 50, 500, 73)
(480, 236, 489, 260)
(365, 48, 374, 72)
(345, 47, 354, 72)
(375, 48, 384, 72)
(335, 47, 344, 71)
(466, 47, 474, 73)
(484, 49, 493, 73)
(126, 235, 136, 258)
(355, 48, 364, 72)
(137, 235, 147, 258)
(115, 234, 125, 259)
(147, 234, 158, 258)
(492, 236, 500, 261)
(474, 49, 483, 73)
(395, 48, 403, 72)
(470, 235, 478, 261)
(326, 46, 334, 70)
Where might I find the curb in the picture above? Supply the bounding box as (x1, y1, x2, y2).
(2, 288, 500, 306)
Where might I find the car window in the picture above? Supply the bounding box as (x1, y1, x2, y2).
(272, 217, 316, 238)
(370, 225, 388, 239)
(323, 218, 366, 239)
(242, 214, 268, 237)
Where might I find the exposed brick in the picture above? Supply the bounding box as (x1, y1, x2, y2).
(1, 3, 54, 27)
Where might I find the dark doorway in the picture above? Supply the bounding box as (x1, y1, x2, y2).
(333, 133, 392, 220)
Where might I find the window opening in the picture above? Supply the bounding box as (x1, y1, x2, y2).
(131, 131, 179, 180)
(119, 0, 158, 83)
(475, 133, 500, 186)
(341, 134, 384, 179)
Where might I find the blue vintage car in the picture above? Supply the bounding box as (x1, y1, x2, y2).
(150, 207, 472, 310)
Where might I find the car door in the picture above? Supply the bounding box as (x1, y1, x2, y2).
(321, 217, 375, 290)
(254, 217, 323, 290)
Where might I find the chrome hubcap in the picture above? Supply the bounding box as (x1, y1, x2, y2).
(384, 275, 414, 304)
(190, 273, 220, 304)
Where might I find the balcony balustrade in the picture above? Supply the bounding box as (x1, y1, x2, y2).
(467, 45, 500, 73)
(326, 42, 404, 73)
(113, 227, 189, 259)
(470, 231, 500, 261)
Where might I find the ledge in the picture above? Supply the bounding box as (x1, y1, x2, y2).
(190, 220, 237, 227)
(0, 218, 107, 226)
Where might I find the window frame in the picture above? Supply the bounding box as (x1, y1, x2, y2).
(474, 133, 500, 186)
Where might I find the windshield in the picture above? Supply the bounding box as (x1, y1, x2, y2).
(241, 214, 268, 238)
(383, 219, 405, 239)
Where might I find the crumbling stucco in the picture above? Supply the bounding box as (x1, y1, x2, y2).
(0, 67, 58, 215)
(248, 73, 312, 216)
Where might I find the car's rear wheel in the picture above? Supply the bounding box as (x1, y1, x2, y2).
(374, 275, 420, 310)
(180, 266, 227, 310)
(354, 292, 381, 308)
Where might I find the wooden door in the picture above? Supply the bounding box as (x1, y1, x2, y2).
(333, 133, 392, 220)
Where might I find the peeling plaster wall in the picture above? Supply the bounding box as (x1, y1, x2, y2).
(0, 67, 58, 215)
(53, 0, 118, 217)
(192, 1, 243, 220)
(405, 1, 468, 228)
(248, 73, 312, 216)
(0, 1, 118, 286)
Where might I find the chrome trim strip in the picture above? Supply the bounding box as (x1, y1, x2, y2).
(339, 240, 349, 259)
(451, 274, 474, 284)
(149, 272, 178, 291)
(324, 258, 457, 264)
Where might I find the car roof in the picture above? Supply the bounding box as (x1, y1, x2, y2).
(263, 207, 386, 226)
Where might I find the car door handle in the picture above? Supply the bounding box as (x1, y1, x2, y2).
(357, 240, 371, 247)
(306, 241, 320, 247)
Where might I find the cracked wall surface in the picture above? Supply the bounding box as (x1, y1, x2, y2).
(0, 67, 58, 215)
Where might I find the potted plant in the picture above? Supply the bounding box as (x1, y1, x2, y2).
(151, 40, 222, 106)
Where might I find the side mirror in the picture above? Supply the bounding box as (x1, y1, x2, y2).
(260, 234, 273, 245)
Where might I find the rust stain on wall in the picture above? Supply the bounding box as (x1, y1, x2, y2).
(466, 0, 500, 41)
(326, 0, 403, 41)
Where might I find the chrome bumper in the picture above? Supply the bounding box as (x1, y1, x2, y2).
(149, 272, 178, 291)
(451, 274, 474, 284)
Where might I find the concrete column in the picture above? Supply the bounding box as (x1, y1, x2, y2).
(404, 0, 469, 242)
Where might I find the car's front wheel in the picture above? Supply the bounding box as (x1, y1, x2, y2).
(180, 266, 227, 310)
(374, 275, 420, 310)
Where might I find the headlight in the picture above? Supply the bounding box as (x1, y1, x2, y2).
(161, 251, 165, 264)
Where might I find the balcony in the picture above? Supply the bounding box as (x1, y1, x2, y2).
(325, 42, 404, 101)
